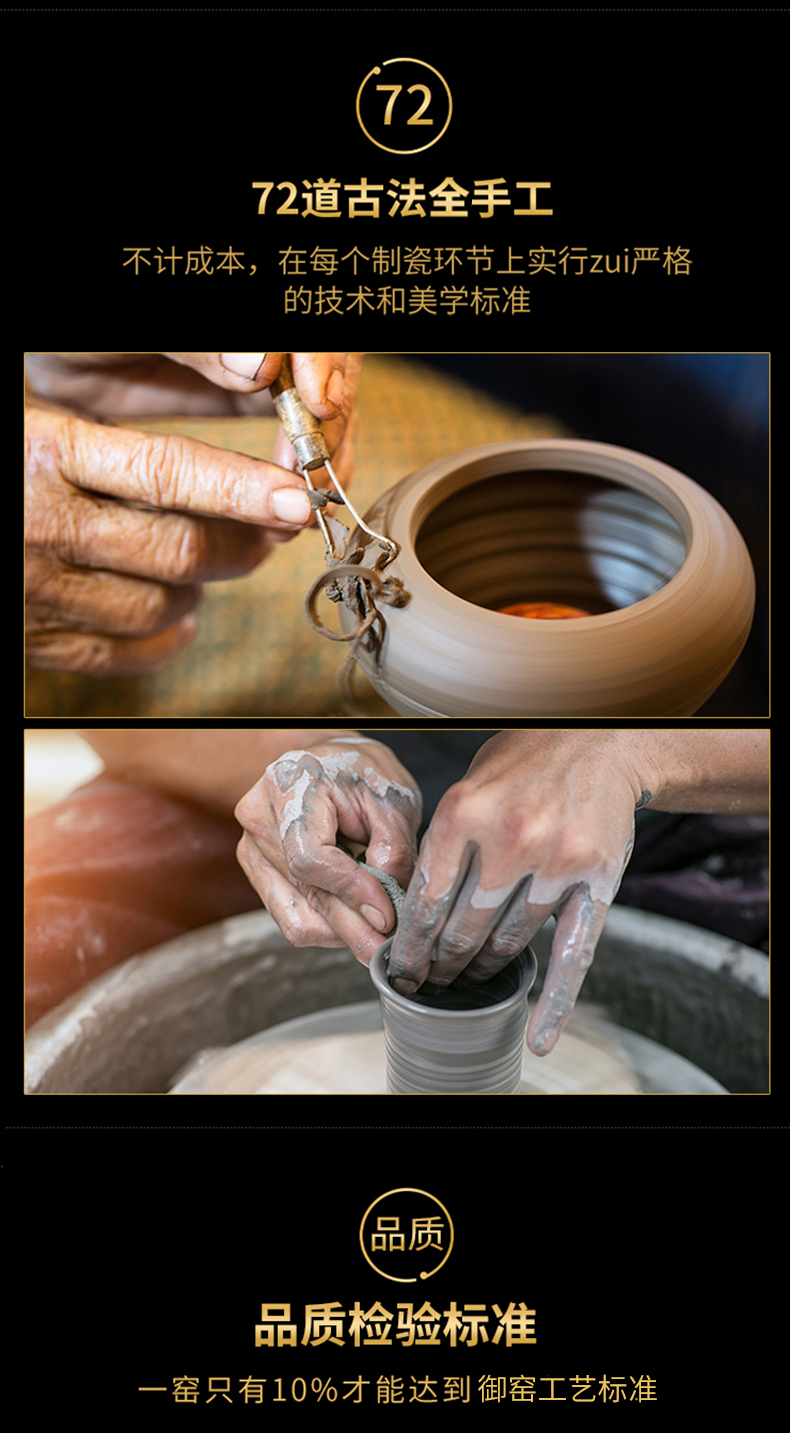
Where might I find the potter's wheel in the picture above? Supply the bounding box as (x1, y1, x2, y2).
(168, 1000, 727, 1095)
(26, 908, 766, 1093)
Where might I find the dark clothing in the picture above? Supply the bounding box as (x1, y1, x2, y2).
(621, 810, 769, 952)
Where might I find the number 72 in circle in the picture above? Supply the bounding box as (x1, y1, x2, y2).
(376, 83, 433, 125)
(356, 59, 453, 154)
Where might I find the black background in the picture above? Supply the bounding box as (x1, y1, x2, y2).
(17, 1125, 757, 1421)
(25, 13, 774, 351)
(16, 6, 778, 1418)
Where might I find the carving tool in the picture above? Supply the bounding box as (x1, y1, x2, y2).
(269, 354, 398, 565)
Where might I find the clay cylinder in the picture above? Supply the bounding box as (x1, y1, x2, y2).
(341, 440, 756, 716)
(369, 943, 538, 1094)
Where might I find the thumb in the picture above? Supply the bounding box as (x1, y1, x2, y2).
(163, 352, 283, 392)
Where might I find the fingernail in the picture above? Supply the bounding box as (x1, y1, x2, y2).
(326, 368, 344, 411)
(530, 1027, 556, 1057)
(272, 488, 312, 524)
(392, 976, 418, 996)
(221, 352, 267, 381)
(361, 904, 388, 933)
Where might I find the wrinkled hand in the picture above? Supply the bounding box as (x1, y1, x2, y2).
(25, 353, 362, 674)
(235, 738, 422, 963)
(25, 353, 362, 490)
(387, 731, 645, 1056)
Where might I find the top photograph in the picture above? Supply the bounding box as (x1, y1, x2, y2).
(24, 351, 768, 719)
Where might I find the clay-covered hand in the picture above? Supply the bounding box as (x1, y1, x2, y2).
(387, 730, 646, 1056)
(24, 353, 362, 674)
(235, 738, 423, 964)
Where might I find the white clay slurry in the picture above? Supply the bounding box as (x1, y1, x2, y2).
(320, 751, 361, 775)
(265, 750, 311, 788)
(409, 851, 625, 921)
(470, 883, 520, 910)
(273, 749, 358, 841)
(362, 765, 420, 808)
(274, 747, 420, 845)
(520, 862, 624, 910)
(278, 768, 315, 842)
(295, 747, 420, 810)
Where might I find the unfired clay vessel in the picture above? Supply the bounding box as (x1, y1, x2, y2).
(340, 440, 756, 716)
(369, 942, 538, 1094)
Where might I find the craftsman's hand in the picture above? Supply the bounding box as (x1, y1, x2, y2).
(387, 731, 645, 1056)
(25, 403, 314, 673)
(24, 353, 362, 490)
(24, 353, 362, 674)
(235, 737, 422, 964)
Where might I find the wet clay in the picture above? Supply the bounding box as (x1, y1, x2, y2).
(404, 954, 523, 1010)
(363, 853, 526, 1011)
(370, 941, 538, 1093)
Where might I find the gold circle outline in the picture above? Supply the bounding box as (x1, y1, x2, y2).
(359, 1186, 455, 1282)
(355, 58, 453, 156)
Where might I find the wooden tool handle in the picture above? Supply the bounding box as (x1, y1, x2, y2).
(268, 352, 296, 401)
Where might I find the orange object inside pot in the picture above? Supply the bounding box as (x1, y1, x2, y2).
(497, 602, 591, 619)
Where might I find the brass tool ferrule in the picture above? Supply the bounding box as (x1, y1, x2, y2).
(269, 354, 329, 471)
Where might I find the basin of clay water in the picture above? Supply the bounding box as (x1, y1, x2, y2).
(24, 907, 768, 1095)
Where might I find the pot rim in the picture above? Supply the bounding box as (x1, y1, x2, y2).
(369, 940, 538, 1020)
(343, 436, 755, 716)
(363, 437, 751, 629)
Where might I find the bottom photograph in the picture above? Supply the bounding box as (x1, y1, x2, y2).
(24, 726, 769, 1096)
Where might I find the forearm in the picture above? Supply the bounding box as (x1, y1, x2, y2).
(78, 729, 359, 817)
(623, 729, 769, 814)
(465, 729, 769, 817)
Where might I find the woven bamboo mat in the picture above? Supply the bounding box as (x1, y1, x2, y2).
(25, 356, 566, 719)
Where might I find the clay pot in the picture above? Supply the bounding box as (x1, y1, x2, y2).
(342, 440, 755, 716)
(369, 942, 538, 1094)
